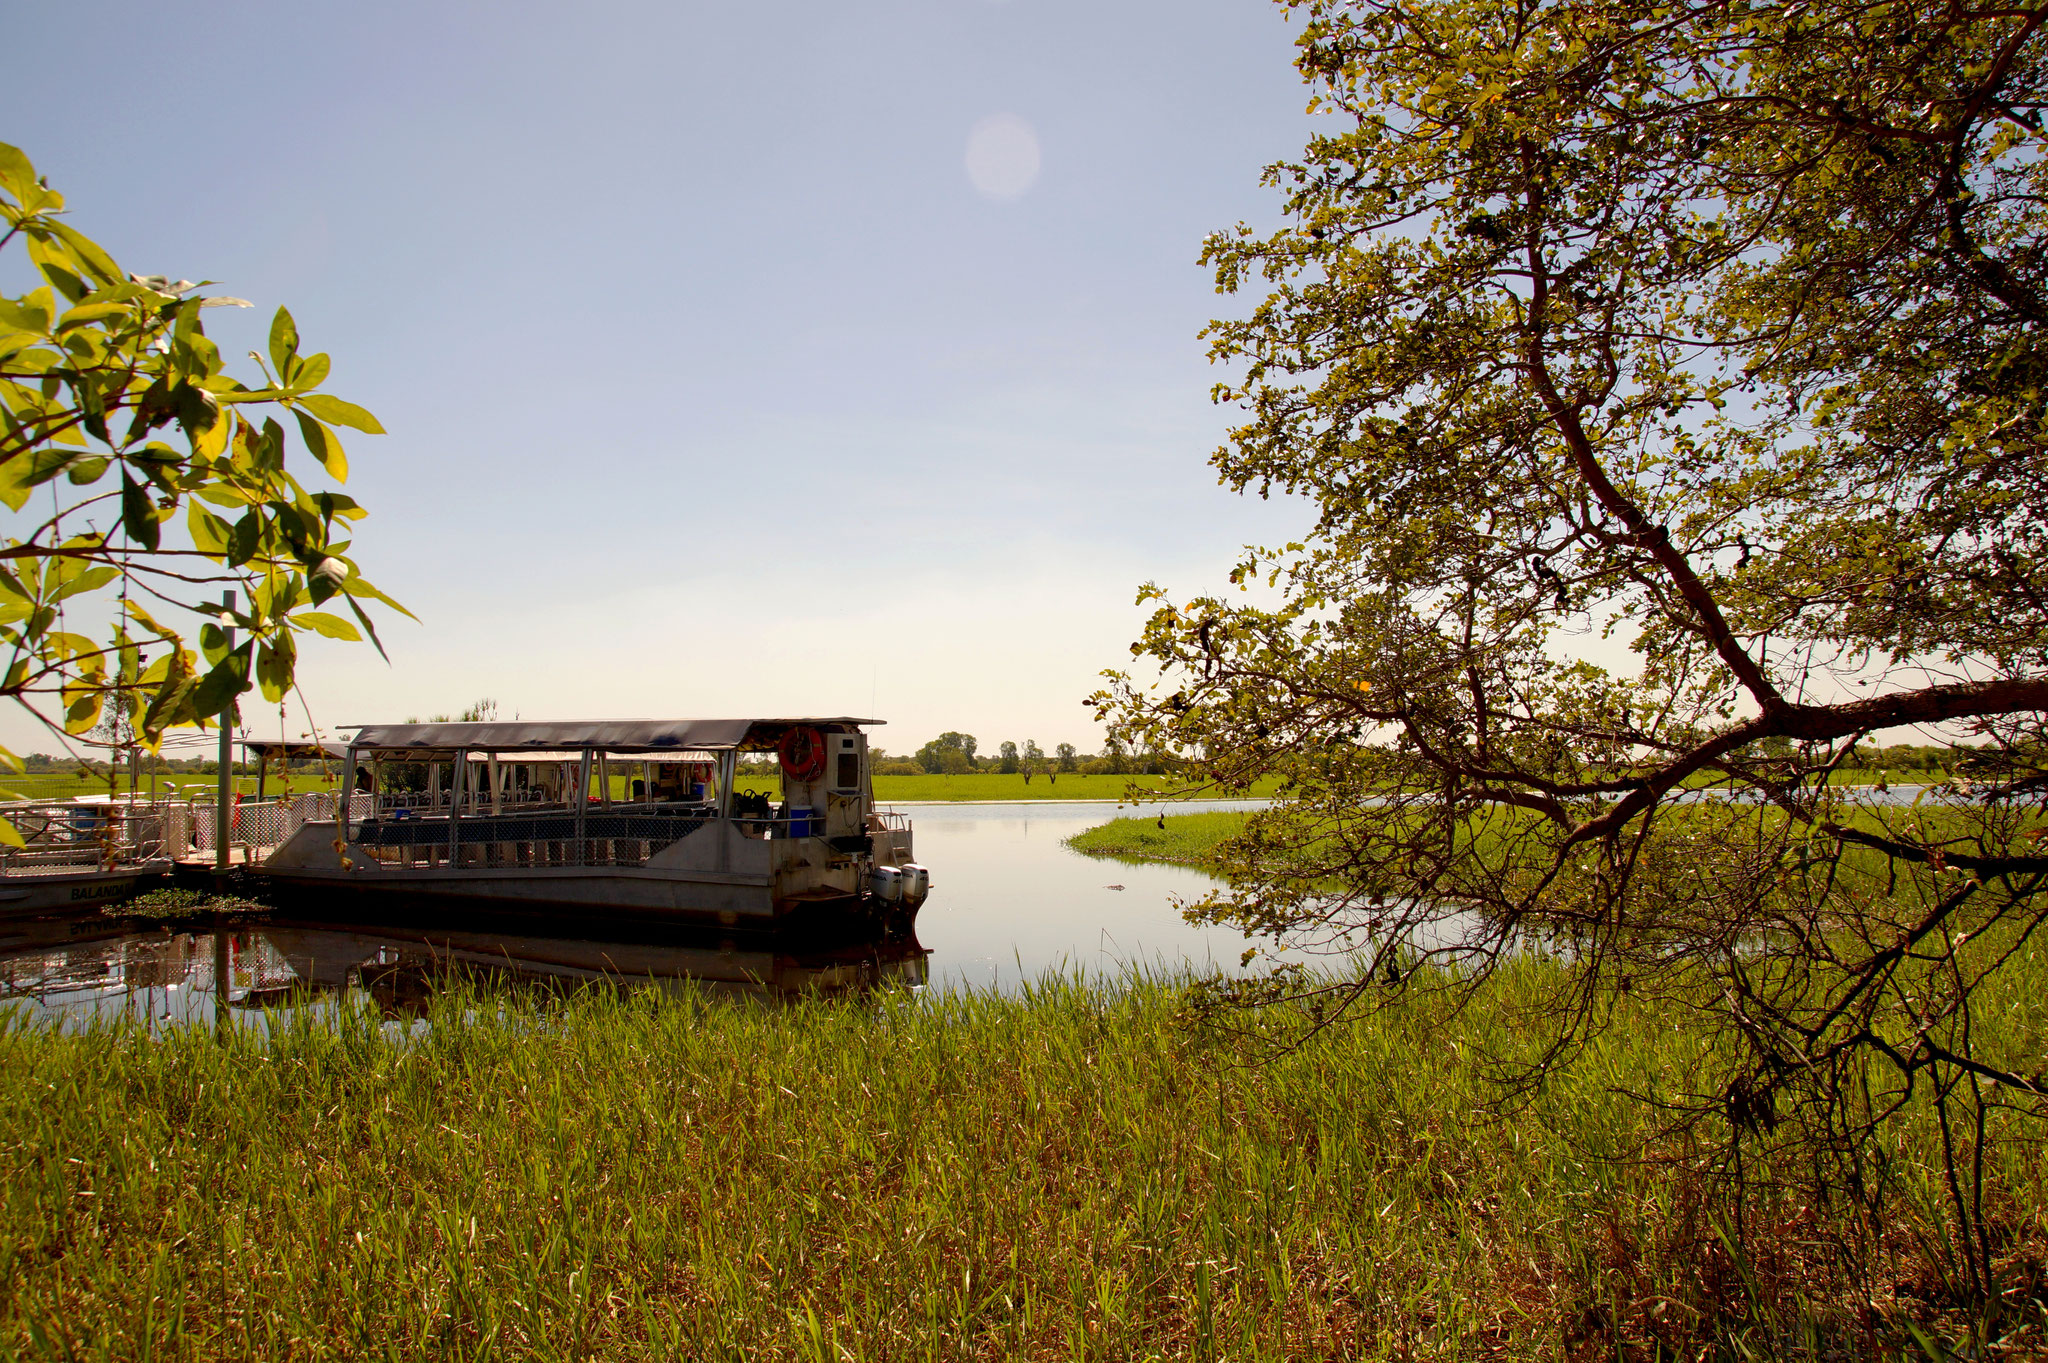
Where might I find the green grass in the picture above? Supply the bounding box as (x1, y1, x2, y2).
(1068, 810, 1251, 865)
(2, 771, 345, 801)
(732, 773, 1273, 803)
(1, 959, 2040, 1359)
(867, 773, 1278, 802)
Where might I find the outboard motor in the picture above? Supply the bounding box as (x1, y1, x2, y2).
(900, 863, 929, 909)
(868, 864, 904, 904)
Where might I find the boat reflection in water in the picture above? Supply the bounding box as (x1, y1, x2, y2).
(0, 917, 929, 1030)
(269, 922, 931, 1017)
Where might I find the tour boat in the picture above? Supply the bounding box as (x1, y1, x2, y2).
(0, 799, 172, 920)
(252, 718, 927, 934)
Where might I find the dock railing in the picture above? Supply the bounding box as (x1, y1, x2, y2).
(176, 792, 374, 859)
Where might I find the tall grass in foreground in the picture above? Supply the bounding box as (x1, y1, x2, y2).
(1, 966, 2041, 1361)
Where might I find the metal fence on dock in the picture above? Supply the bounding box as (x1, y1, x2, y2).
(178, 793, 374, 857)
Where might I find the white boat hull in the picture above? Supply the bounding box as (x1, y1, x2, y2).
(0, 862, 170, 919)
(253, 821, 913, 933)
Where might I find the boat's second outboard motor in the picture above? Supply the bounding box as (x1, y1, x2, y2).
(900, 863, 929, 909)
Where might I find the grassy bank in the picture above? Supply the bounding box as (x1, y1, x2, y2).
(866, 773, 1274, 803)
(736, 773, 1271, 803)
(3, 966, 2041, 1360)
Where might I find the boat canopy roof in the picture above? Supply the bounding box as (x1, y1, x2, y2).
(342, 717, 880, 755)
(244, 739, 352, 760)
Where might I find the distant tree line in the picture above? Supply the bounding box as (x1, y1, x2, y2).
(728, 734, 1175, 780)
(876, 734, 1172, 779)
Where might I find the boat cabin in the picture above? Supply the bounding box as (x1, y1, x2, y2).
(245, 717, 920, 930)
(332, 717, 884, 861)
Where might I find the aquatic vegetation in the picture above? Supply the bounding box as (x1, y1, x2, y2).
(115, 887, 270, 924)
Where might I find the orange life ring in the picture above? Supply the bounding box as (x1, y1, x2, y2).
(777, 726, 828, 782)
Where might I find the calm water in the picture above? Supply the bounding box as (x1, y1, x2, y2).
(0, 799, 1265, 1027)
(904, 799, 1264, 990)
(0, 788, 1967, 1028)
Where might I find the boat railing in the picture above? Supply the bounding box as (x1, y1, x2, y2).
(0, 800, 170, 874)
(352, 807, 723, 870)
(375, 789, 557, 816)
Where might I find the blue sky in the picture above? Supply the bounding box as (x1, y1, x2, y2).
(4, 0, 1323, 758)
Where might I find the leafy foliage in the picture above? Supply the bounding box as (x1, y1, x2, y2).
(0, 142, 408, 798)
(914, 731, 979, 775)
(1097, 0, 2048, 1303)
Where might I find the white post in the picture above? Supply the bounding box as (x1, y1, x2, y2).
(340, 746, 357, 843)
(214, 591, 235, 872)
(574, 749, 590, 860)
(449, 749, 467, 866)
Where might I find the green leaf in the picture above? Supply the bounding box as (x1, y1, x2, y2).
(121, 476, 161, 551)
(63, 689, 103, 735)
(255, 634, 296, 702)
(290, 610, 362, 641)
(0, 446, 85, 509)
(140, 666, 196, 740)
(227, 511, 261, 567)
(0, 142, 37, 202)
(42, 222, 124, 290)
(312, 491, 367, 522)
(0, 818, 23, 850)
(54, 301, 131, 332)
(49, 565, 118, 604)
(177, 383, 222, 443)
(342, 574, 417, 621)
(187, 503, 232, 555)
(341, 591, 390, 662)
(268, 306, 299, 375)
(293, 409, 348, 481)
(187, 646, 251, 721)
(292, 352, 331, 390)
(122, 598, 177, 640)
(0, 296, 49, 335)
(296, 393, 385, 435)
(26, 237, 86, 303)
(65, 456, 110, 486)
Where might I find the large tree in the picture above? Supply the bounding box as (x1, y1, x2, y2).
(1100, 0, 2048, 1297)
(1, 143, 405, 812)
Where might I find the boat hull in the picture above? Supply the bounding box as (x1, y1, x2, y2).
(247, 863, 920, 939)
(248, 815, 922, 939)
(0, 862, 169, 920)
